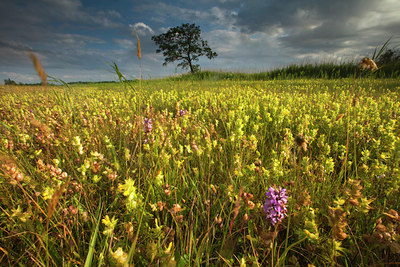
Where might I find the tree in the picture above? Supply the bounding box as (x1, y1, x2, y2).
(376, 48, 400, 66)
(152, 23, 217, 73)
(4, 78, 16, 85)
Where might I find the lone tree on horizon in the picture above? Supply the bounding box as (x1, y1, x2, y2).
(152, 23, 217, 73)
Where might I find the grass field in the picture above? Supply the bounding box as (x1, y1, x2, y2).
(1, 77, 400, 266)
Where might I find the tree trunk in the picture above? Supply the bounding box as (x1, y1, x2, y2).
(188, 57, 194, 73)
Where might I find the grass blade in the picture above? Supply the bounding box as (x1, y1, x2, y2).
(84, 201, 103, 267)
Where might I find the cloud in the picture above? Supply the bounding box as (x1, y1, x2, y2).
(114, 39, 135, 49)
(203, 29, 292, 71)
(1, 71, 39, 83)
(0, 41, 32, 52)
(139, 2, 237, 30)
(130, 22, 155, 35)
(233, 0, 400, 57)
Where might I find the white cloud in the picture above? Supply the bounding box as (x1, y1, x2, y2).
(108, 10, 122, 18)
(114, 39, 135, 49)
(1, 71, 38, 83)
(54, 33, 105, 48)
(145, 3, 238, 30)
(42, 0, 82, 9)
(130, 22, 155, 35)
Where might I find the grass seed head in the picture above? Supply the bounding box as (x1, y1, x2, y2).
(295, 134, 308, 151)
(29, 118, 52, 134)
(134, 28, 141, 60)
(46, 179, 69, 227)
(360, 57, 378, 71)
(29, 52, 47, 85)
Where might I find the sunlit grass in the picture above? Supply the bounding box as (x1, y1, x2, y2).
(1, 77, 400, 265)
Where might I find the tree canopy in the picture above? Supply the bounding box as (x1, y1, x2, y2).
(152, 23, 217, 73)
(4, 78, 16, 85)
(376, 48, 400, 66)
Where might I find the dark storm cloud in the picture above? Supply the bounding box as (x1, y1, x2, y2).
(234, 0, 400, 54)
(0, 41, 32, 52)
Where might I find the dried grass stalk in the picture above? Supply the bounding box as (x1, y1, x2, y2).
(29, 52, 47, 85)
(29, 118, 52, 134)
(360, 57, 378, 71)
(295, 134, 308, 151)
(0, 153, 18, 165)
(134, 29, 141, 60)
(46, 179, 69, 228)
(336, 113, 345, 121)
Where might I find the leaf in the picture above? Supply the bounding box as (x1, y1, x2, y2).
(220, 235, 238, 261)
(372, 36, 392, 61)
(85, 201, 103, 267)
(278, 237, 307, 266)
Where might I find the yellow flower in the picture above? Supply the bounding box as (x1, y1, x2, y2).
(110, 247, 127, 267)
(11, 206, 31, 223)
(118, 178, 136, 196)
(42, 186, 55, 201)
(102, 215, 118, 236)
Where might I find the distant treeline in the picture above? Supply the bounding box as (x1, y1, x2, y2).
(3, 80, 137, 86)
(175, 48, 400, 81)
(67, 80, 137, 85)
(4, 48, 399, 84)
(174, 61, 400, 81)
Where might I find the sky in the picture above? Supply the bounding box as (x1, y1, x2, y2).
(1, 0, 399, 83)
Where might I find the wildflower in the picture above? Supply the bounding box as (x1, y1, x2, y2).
(156, 201, 167, 211)
(179, 109, 186, 116)
(81, 211, 88, 222)
(102, 215, 118, 236)
(107, 171, 118, 181)
(149, 203, 157, 211)
(242, 192, 255, 209)
(143, 118, 152, 134)
(11, 205, 31, 223)
(170, 204, 181, 215)
(42, 186, 55, 200)
(124, 148, 131, 161)
(154, 170, 163, 187)
(299, 208, 319, 242)
(118, 178, 141, 211)
(327, 206, 348, 240)
(263, 187, 288, 226)
(110, 247, 128, 267)
(344, 179, 363, 207)
(214, 216, 223, 227)
(2, 163, 24, 185)
(72, 136, 84, 155)
(243, 213, 249, 222)
(240, 257, 246, 267)
(125, 221, 134, 240)
(163, 183, 171, 196)
(164, 242, 173, 254)
(176, 214, 184, 223)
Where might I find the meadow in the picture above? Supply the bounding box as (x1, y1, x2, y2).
(1, 77, 400, 266)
